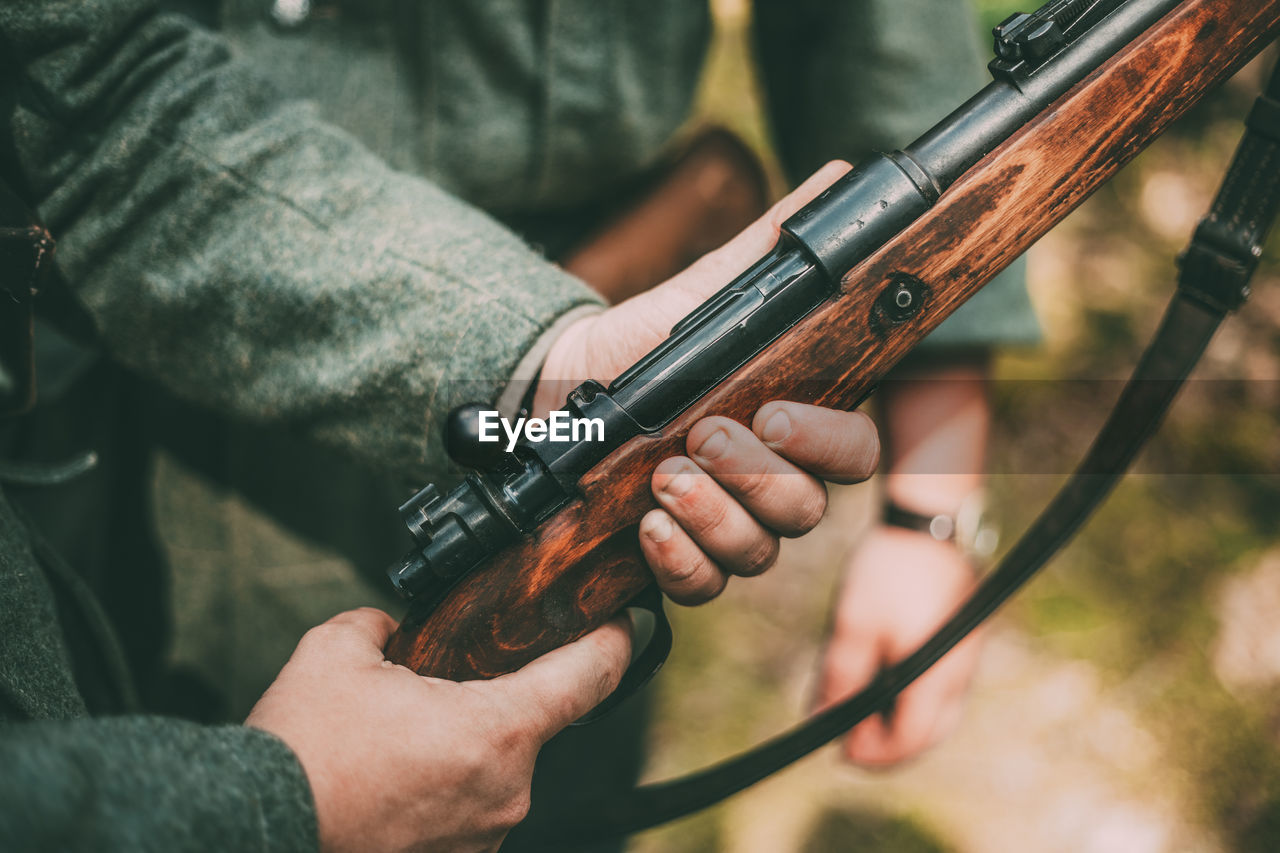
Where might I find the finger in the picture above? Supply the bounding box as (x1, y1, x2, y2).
(493, 618, 633, 743)
(686, 416, 827, 537)
(817, 627, 883, 711)
(295, 607, 399, 666)
(817, 620, 893, 764)
(845, 713, 895, 765)
(651, 456, 780, 577)
(843, 639, 978, 767)
(639, 508, 729, 605)
(844, 669, 957, 767)
(752, 402, 880, 485)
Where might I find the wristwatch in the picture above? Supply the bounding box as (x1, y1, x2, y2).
(883, 491, 1000, 560)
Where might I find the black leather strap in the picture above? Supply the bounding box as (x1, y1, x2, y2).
(884, 501, 957, 541)
(511, 58, 1280, 853)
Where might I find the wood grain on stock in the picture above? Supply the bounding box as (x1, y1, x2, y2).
(386, 0, 1280, 680)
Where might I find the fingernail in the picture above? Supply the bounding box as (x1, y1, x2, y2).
(761, 409, 792, 444)
(642, 513, 674, 543)
(662, 467, 695, 497)
(693, 428, 728, 460)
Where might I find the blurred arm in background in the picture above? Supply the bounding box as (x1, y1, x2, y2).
(753, 0, 1040, 764)
(819, 353, 991, 765)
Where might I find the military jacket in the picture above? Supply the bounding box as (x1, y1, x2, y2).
(0, 1, 1034, 849)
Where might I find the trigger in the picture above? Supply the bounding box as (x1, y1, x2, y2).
(573, 585, 672, 726)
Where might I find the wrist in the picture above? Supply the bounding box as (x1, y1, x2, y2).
(533, 314, 597, 416)
(883, 472, 983, 518)
(882, 491, 998, 560)
(883, 501, 962, 543)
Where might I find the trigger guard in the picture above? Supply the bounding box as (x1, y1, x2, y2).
(572, 584, 672, 726)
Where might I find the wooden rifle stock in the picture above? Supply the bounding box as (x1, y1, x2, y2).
(386, 0, 1280, 680)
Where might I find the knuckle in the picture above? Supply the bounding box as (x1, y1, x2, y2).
(733, 465, 775, 505)
(677, 581, 726, 606)
(453, 736, 495, 781)
(825, 433, 879, 484)
(593, 634, 630, 691)
(784, 486, 829, 536)
(853, 411, 881, 471)
(490, 788, 533, 833)
(549, 691, 583, 732)
(837, 412, 880, 475)
(768, 481, 829, 535)
(606, 656, 627, 693)
(485, 717, 531, 758)
(680, 486, 728, 534)
(594, 662, 624, 707)
(658, 550, 710, 590)
(738, 535, 780, 577)
(702, 494, 731, 530)
(506, 789, 533, 827)
(297, 622, 338, 652)
(666, 563, 725, 605)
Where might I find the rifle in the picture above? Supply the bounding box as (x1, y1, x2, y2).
(385, 0, 1280, 842)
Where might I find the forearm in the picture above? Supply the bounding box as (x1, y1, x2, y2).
(0, 717, 315, 853)
(879, 351, 991, 516)
(820, 352, 991, 765)
(1, 1, 602, 480)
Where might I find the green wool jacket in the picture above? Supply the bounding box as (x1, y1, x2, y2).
(0, 486, 316, 850)
(0, 1, 1036, 850)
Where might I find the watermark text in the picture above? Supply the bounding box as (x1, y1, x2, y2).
(477, 410, 605, 451)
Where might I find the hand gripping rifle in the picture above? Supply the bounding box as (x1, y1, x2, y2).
(384, 0, 1280, 844)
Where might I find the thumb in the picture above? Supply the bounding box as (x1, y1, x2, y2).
(487, 618, 633, 744)
(653, 159, 854, 316)
(545, 160, 853, 387)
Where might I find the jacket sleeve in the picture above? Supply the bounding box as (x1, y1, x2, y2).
(752, 0, 1039, 349)
(0, 0, 604, 480)
(0, 717, 316, 852)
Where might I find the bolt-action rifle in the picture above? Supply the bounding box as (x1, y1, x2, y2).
(384, 0, 1280, 843)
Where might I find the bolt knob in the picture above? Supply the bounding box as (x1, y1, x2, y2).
(445, 402, 509, 472)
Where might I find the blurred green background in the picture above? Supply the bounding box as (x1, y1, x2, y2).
(627, 2, 1280, 851)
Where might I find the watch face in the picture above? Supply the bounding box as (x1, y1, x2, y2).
(927, 513, 957, 542)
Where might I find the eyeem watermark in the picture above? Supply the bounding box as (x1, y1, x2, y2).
(478, 410, 605, 452)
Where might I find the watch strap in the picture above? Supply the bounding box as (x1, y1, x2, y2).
(884, 502, 957, 542)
